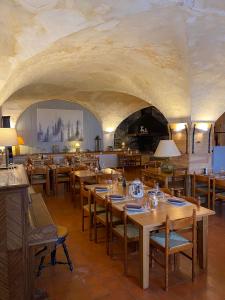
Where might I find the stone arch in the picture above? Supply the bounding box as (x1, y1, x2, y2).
(114, 106, 169, 152)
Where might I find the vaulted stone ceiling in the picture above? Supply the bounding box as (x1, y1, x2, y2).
(1, 0, 225, 129)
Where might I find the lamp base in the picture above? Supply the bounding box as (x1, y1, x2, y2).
(161, 159, 174, 173)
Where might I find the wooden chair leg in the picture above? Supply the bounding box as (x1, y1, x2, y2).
(45, 180, 50, 196)
(174, 253, 180, 271)
(106, 218, 109, 256)
(89, 213, 93, 241)
(124, 237, 128, 275)
(192, 248, 196, 281)
(165, 254, 169, 291)
(94, 217, 97, 243)
(82, 208, 85, 232)
(109, 220, 113, 258)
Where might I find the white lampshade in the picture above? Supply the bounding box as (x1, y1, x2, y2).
(0, 128, 18, 146)
(154, 140, 181, 157)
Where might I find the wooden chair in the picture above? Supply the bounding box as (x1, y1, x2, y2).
(109, 204, 139, 275)
(112, 167, 125, 176)
(81, 183, 105, 240)
(150, 209, 197, 291)
(93, 191, 120, 254)
(142, 177, 156, 188)
(192, 173, 211, 208)
(54, 166, 72, 194)
(170, 167, 188, 196)
(70, 165, 88, 193)
(212, 178, 225, 210)
(32, 159, 45, 167)
(144, 161, 162, 169)
(97, 172, 120, 184)
(30, 166, 50, 195)
(160, 187, 174, 196)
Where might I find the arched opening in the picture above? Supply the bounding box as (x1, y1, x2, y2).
(114, 106, 169, 153)
(214, 112, 225, 146)
(16, 99, 103, 153)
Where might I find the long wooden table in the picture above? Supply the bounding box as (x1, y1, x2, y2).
(86, 183, 215, 289)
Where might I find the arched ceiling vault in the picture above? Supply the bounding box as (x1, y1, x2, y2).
(1, 0, 225, 124)
(3, 87, 150, 130)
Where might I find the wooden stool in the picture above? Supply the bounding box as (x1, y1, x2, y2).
(37, 225, 73, 276)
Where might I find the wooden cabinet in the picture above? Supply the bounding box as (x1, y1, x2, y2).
(0, 166, 30, 300)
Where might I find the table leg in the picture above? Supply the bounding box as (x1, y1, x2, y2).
(139, 226, 149, 289)
(197, 216, 208, 270)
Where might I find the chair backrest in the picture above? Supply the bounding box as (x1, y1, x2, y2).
(73, 165, 88, 171)
(32, 159, 45, 167)
(165, 209, 196, 250)
(56, 166, 72, 175)
(213, 178, 225, 189)
(80, 183, 91, 206)
(145, 161, 162, 169)
(31, 166, 48, 175)
(193, 173, 209, 184)
(160, 187, 174, 196)
(93, 189, 107, 207)
(143, 178, 156, 188)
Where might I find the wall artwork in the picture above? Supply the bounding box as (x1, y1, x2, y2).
(37, 108, 83, 142)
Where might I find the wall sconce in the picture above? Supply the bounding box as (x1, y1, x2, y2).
(192, 122, 212, 154)
(75, 142, 80, 152)
(169, 123, 188, 154)
(104, 127, 115, 134)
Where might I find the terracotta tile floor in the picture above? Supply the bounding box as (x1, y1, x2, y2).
(35, 183, 225, 300)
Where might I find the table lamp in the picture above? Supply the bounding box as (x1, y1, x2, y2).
(0, 128, 18, 168)
(154, 140, 181, 173)
(15, 135, 25, 155)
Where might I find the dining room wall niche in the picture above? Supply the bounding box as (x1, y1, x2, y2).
(16, 100, 103, 153)
(114, 106, 169, 153)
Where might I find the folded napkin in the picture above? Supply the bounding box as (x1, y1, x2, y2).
(124, 203, 146, 213)
(95, 187, 108, 192)
(125, 203, 142, 210)
(109, 194, 125, 201)
(167, 198, 186, 206)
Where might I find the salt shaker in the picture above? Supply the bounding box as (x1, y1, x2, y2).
(151, 194, 158, 209)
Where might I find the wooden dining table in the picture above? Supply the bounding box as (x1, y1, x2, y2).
(85, 183, 215, 289)
(73, 168, 121, 182)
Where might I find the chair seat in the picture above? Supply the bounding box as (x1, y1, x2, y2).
(151, 231, 190, 249)
(57, 225, 68, 239)
(97, 213, 120, 224)
(113, 223, 139, 239)
(83, 204, 105, 213)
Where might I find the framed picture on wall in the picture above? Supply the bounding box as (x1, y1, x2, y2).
(37, 108, 83, 142)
